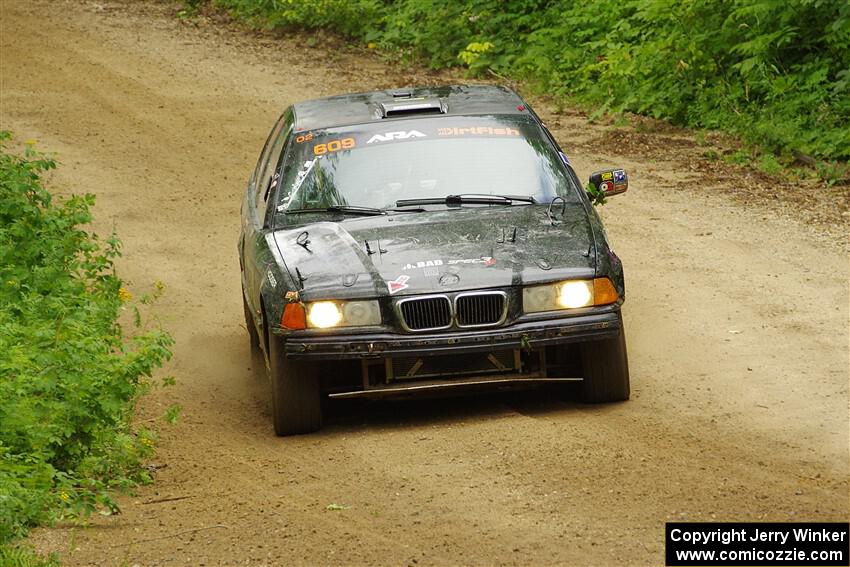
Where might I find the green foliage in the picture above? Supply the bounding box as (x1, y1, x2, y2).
(0, 543, 59, 567)
(209, 0, 850, 163)
(0, 133, 174, 543)
(585, 181, 608, 207)
(213, 0, 382, 37)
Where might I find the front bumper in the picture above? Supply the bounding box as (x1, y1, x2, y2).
(282, 310, 621, 360)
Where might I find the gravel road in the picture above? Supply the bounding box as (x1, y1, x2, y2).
(2, 1, 847, 565)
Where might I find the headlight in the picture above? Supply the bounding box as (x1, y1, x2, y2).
(523, 278, 618, 313)
(558, 280, 593, 308)
(306, 300, 381, 329)
(342, 301, 381, 326)
(306, 301, 343, 328)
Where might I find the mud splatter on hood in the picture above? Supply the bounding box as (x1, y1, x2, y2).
(272, 206, 597, 299)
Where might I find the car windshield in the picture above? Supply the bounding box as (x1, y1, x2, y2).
(274, 116, 580, 220)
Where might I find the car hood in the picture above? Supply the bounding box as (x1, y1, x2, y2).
(272, 206, 597, 299)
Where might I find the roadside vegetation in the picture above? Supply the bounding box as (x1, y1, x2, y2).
(0, 133, 174, 558)
(198, 0, 849, 181)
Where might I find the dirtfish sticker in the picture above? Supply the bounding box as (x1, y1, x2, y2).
(437, 126, 519, 137)
(387, 275, 410, 294)
(367, 130, 426, 144)
(267, 270, 278, 288)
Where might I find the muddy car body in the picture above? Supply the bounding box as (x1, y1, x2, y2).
(239, 85, 630, 435)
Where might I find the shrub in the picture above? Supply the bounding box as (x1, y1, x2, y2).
(0, 133, 173, 543)
(210, 0, 850, 162)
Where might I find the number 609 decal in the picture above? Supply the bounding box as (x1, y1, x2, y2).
(313, 137, 355, 155)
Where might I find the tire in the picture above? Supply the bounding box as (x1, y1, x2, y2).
(268, 334, 322, 436)
(579, 321, 630, 403)
(242, 292, 261, 353)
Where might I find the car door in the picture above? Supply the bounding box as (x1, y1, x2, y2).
(242, 109, 293, 321)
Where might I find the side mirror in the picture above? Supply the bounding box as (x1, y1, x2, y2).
(588, 168, 628, 197)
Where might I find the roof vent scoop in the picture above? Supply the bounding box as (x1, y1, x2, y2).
(379, 98, 447, 118)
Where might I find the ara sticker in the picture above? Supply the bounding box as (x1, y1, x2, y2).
(447, 256, 496, 266)
(601, 171, 614, 181)
(267, 271, 278, 288)
(387, 275, 410, 294)
(367, 130, 426, 144)
(402, 259, 444, 271)
(285, 290, 300, 302)
(613, 169, 626, 182)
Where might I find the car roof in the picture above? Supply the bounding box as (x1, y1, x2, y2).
(291, 84, 528, 131)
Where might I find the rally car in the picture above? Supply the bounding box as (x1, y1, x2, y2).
(239, 85, 630, 435)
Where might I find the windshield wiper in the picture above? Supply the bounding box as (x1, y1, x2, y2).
(284, 205, 387, 217)
(395, 194, 536, 207)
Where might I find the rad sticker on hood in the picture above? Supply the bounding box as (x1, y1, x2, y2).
(402, 259, 443, 271)
(402, 257, 495, 271)
(387, 275, 410, 294)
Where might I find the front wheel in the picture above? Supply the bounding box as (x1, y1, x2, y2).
(268, 334, 322, 436)
(579, 322, 630, 403)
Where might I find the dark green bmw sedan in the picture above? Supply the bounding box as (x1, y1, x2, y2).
(239, 85, 630, 435)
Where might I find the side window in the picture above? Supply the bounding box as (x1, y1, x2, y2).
(255, 110, 294, 224)
(251, 115, 285, 195)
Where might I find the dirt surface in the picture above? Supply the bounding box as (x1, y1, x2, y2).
(2, 1, 848, 565)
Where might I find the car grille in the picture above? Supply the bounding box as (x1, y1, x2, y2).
(456, 292, 506, 327)
(399, 296, 451, 330)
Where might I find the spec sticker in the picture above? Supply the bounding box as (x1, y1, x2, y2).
(402, 259, 444, 271)
(267, 270, 277, 288)
(387, 275, 410, 294)
(367, 130, 426, 144)
(437, 126, 520, 137)
(447, 256, 496, 266)
(613, 169, 626, 182)
(285, 290, 300, 302)
(601, 171, 614, 181)
(313, 137, 355, 156)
